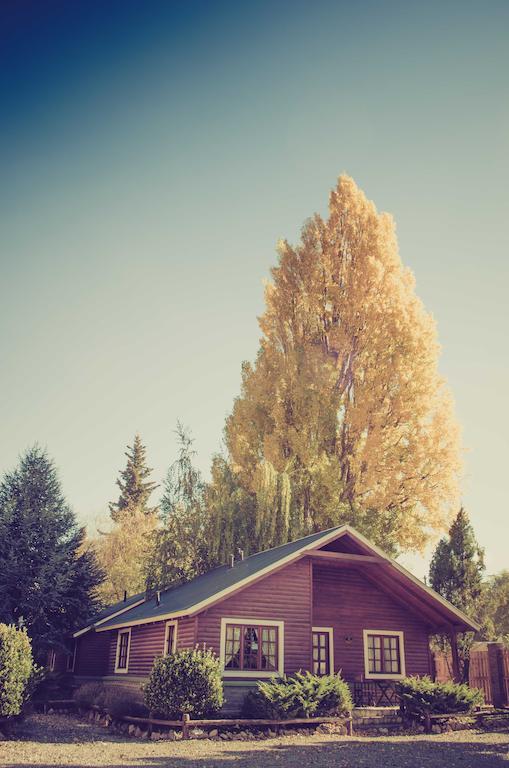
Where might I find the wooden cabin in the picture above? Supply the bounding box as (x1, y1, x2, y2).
(66, 525, 478, 712)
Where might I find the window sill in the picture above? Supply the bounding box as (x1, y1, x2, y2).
(223, 670, 282, 679)
(363, 673, 405, 680)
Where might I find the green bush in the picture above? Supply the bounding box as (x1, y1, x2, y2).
(143, 648, 223, 719)
(102, 687, 148, 719)
(241, 671, 353, 719)
(0, 623, 41, 717)
(397, 676, 484, 718)
(74, 682, 106, 709)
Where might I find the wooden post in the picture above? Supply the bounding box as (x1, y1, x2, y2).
(450, 627, 461, 683)
(182, 713, 190, 740)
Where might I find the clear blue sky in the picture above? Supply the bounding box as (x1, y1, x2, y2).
(1, 0, 507, 576)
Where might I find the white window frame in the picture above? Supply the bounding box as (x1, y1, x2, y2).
(164, 620, 178, 655)
(66, 640, 77, 673)
(312, 626, 334, 675)
(220, 617, 284, 678)
(48, 649, 56, 672)
(114, 628, 132, 674)
(363, 629, 405, 680)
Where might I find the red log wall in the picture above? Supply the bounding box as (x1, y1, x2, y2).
(312, 563, 431, 679)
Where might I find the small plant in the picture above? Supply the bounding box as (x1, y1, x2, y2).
(143, 647, 223, 718)
(241, 671, 352, 719)
(397, 676, 484, 719)
(0, 623, 42, 718)
(74, 682, 106, 709)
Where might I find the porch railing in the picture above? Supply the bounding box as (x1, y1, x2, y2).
(348, 681, 400, 707)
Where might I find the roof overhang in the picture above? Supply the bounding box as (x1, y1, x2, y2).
(72, 598, 146, 638)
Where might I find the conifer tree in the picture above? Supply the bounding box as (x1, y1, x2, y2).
(212, 175, 461, 555)
(0, 446, 103, 662)
(429, 507, 485, 679)
(109, 434, 158, 521)
(145, 424, 210, 589)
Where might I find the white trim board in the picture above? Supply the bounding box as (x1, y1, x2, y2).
(219, 617, 284, 679)
(362, 629, 406, 680)
(164, 620, 178, 655)
(312, 626, 334, 675)
(114, 628, 132, 674)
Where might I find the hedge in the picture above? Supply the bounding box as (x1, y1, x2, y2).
(143, 648, 223, 719)
(0, 624, 42, 717)
(397, 676, 484, 718)
(241, 671, 353, 719)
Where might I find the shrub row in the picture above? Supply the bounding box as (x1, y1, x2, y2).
(71, 651, 484, 725)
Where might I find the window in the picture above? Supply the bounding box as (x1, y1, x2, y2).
(312, 627, 334, 675)
(164, 621, 177, 655)
(115, 629, 131, 673)
(66, 641, 77, 673)
(363, 630, 405, 679)
(220, 618, 284, 677)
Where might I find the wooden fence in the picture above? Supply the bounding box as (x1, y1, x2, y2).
(433, 642, 509, 708)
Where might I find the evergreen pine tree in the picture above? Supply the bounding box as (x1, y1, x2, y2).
(429, 507, 485, 680)
(0, 446, 103, 662)
(109, 434, 158, 521)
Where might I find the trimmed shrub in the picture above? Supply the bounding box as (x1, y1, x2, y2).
(397, 676, 484, 718)
(0, 623, 41, 717)
(241, 671, 352, 719)
(74, 682, 106, 709)
(102, 687, 148, 719)
(143, 648, 223, 719)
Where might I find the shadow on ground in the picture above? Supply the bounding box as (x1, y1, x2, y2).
(4, 715, 509, 768)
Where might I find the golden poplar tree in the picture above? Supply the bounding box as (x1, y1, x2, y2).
(220, 176, 461, 554)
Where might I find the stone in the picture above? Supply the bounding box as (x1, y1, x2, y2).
(128, 724, 136, 736)
(47, 708, 54, 715)
(220, 732, 229, 740)
(167, 730, 177, 741)
(431, 724, 442, 734)
(141, 730, 149, 739)
(267, 729, 277, 738)
(134, 727, 143, 738)
(208, 729, 218, 738)
(190, 728, 206, 739)
(151, 731, 162, 741)
(378, 727, 389, 735)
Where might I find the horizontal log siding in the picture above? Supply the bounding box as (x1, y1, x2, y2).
(177, 616, 197, 650)
(196, 559, 312, 675)
(75, 631, 111, 676)
(105, 622, 166, 676)
(312, 564, 431, 679)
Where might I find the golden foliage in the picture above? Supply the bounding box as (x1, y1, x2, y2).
(225, 176, 462, 552)
(93, 509, 158, 604)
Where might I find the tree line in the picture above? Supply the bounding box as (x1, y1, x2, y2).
(0, 175, 507, 664)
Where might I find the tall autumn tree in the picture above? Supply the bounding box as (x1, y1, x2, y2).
(0, 446, 103, 662)
(109, 434, 158, 521)
(429, 508, 485, 679)
(145, 424, 210, 589)
(213, 175, 461, 555)
(96, 434, 159, 603)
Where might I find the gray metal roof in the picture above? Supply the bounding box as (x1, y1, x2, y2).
(94, 526, 344, 630)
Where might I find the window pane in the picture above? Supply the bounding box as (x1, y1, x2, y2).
(225, 625, 241, 669)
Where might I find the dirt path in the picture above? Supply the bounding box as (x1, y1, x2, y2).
(0, 714, 508, 768)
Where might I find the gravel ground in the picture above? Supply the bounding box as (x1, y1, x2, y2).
(0, 713, 508, 768)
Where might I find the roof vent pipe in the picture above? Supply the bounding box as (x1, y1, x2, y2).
(238, 548, 244, 561)
(123, 590, 127, 603)
(229, 554, 235, 568)
(156, 590, 161, 606)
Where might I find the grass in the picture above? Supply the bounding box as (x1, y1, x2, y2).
(0, 713, 507, 768)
